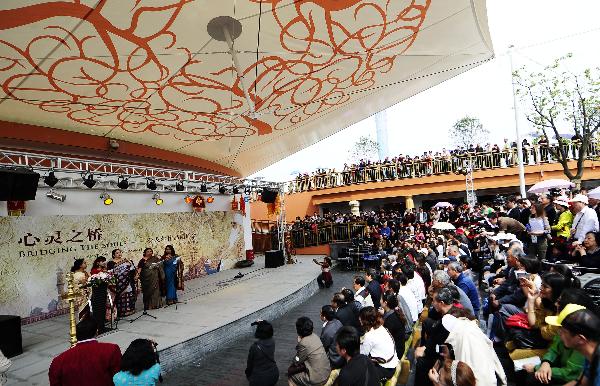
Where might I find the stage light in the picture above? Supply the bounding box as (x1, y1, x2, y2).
(233, 186, 239, 194)
(100, 192, 113, 205)
(146, 179, 157, 190)
(200, 183, 208, 192)
(117, 176, 129, 190)
(83, 174, 97, 189)
(46, 189, 66, 202)
(175, 181, 185, 192)
(184, 195, 193, 204)
(218, 185, 226, 194)
(44, 171, 59, 187)
(152, 193, 163, 205)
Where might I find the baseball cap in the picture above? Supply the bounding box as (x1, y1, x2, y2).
(569, 194, 589, 205)
(545, 304, 587, 326)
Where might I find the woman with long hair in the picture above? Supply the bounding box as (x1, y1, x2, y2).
(428, 359, 476, 386)
(161, 245, 183, 306)
(111, 249, 137, 317)
(359, 306, 399, 382)
(70, 258, 90, 321)
(113, 339, 160, 386)
(528, 202, 550, 259)
(381, 291, 407, 358)
(137, 248, 164, 310)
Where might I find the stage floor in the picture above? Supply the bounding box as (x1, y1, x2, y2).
(5, 255, 324, 386)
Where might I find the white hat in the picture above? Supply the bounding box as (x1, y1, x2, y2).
(554, 196, 570, 207)
(569, 194, 589, 205)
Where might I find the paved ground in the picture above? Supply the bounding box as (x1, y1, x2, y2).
(162, 268, 358, 386)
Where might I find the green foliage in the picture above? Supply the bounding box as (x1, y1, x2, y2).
(449, 116, 489, 148)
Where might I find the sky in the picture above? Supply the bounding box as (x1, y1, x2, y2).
(250, 0, 600, 182)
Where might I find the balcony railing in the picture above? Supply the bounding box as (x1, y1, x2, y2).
(287, 142, 599, 193)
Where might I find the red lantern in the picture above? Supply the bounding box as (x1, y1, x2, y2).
(231, 195, 239, 211)
(206, 196, 214, 203)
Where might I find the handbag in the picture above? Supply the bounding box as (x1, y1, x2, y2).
(287, 361, 307, 377)
(505, 313, 531, 329)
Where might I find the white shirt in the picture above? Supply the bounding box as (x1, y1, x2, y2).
(360, 326, 399, 369)
(355, 287, 374, 308)
(399, 286, 419, 322)
(572, 206, 599, 242)
(407, 274, 426, 313)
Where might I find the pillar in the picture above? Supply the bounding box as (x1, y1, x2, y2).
(405, 196, 414, 210)
(349, 200, 360, 216)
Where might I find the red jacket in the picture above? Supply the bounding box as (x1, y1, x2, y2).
(49, 340, 121, 386)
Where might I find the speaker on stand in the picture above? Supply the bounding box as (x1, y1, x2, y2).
(265, 250, 284, 268)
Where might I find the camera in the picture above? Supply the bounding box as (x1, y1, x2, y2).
(515, 270, 528, 280)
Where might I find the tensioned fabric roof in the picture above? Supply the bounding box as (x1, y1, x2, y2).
(0, 0, 493, 177)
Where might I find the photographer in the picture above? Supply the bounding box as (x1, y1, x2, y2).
(113, 339, 160, 386)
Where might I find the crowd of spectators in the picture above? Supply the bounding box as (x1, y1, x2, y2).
(290, 136, 598, 193)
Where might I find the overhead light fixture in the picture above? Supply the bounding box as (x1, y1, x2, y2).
(233, 186, 239, 194)
(152, 193, 163, 205)
(175, 181, 185, 192)
(146, 179, 157, 191)
(100, 192, 113, 205)
(44, 171, 59, 187)
(218, 185, 226, 194)
(117, 176, 129, 190)
(200, 183, 208, 192)
(83, 174, 97, 189)
(46, 189, 66, 202)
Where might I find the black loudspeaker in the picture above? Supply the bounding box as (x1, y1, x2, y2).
(265, 250, 284, 268)
(261, 188, 278, 203)
(0, 315, 22, 358)
(0, 167, 40, 201)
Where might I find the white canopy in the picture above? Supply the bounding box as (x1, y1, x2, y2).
(0, 0, 493, 176)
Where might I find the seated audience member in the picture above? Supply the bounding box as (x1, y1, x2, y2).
(550, 306, 600, 386)
(353, 276, 374, 308)
(113, 339, 161, 386)
(320, 305, 343, 368)
(49, 318, 121, 386)
(365, 269, 382, 309)
(490, 245, 528, 312)
(428, 359, 476, 386)
(332, 291, 359, 329)
(358, 307, 399, 381)
(572, 231, 600, 268)
(403, 262, 426, 312)
(394, 272, 419, 323)
(430, 270, 474, 317)
(335, 326, 380, 386)
(245, 320, 278, 386)
(385, 278, 414, 333)
(381, 291, 408, 358)
(443, 314, 507, 385)
(515, 289, 591, 386)
(288, 317, 330, 386)
(447, 261, 480, 316)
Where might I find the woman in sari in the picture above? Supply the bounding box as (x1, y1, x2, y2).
(137, 248, 164, 310)
(161, 245, 184, 306)
(111, 249, 137, 317)
(71, 258, 90, 321)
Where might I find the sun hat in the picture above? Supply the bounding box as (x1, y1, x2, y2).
(569, 194, 589, 205)
(554, 196, 570, 207)
(545, 304, 587, 326)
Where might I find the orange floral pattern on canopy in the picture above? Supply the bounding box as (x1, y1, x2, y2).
(0, 0, 430, 142)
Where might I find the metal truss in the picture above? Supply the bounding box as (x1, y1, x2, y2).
(465, 159, 477, 207)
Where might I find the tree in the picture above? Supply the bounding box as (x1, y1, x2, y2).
(513, 54, 600, 186)
(348, 136, 380, 163)
(449, 116, 489, 149)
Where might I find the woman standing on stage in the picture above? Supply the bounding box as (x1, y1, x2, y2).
(137, 248, 164, 310)
(112, 249, 137, 317)
(161, 245, 184, 306)
(71, 258, 90, 321)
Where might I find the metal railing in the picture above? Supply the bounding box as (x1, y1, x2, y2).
(287, 142, 600, 193)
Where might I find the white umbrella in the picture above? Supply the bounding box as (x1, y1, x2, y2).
(432, 222, 456, 230)
(528, 179, 575, 194)
(433, 202, 453, 209)
(588, 186, 600, 200)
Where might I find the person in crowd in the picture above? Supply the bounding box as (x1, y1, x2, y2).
(320, 305, 343, 368)
(570, 194, 599, 243)
(314, 257, 333, 288)
(353, 276, 374, 308)
(572, 231, 600, 268)
(549, 306, 600, 385)
(381, 291, 407, 358)
(113, 339, 161, 386)
(288, 317, 330, 386)
(528, 202, 551, 259)
(137, 248, 164, 310)
(332, 291, 359, 329)
(335, 326, 380, 386)
(428, 359, 476, 386)
(161, 245, 183, 306)
(447, 261, 480, 317)
(365, 269, 382, 309)
(111, 249, 137, 317)
(430, 270, 474, 316)
(359, 307, 399, 382)
(90, 256, 107, 275)
(49, 319, 121, 386)
(71, 258, 91, 321)
(506, 196, 522, 220)
(403, 263, 427, 311)
(0, 349, 11, 386)
(394, 272, 419, 323)
(520, 199, 533, 226)
(385, 278, 415, 332)
(497, 215, 527, 240)
(490, 244, 528, 312)
(540, 193, 558, 227)
(245, 320, 278, 386)
(551, 197, 573, 239)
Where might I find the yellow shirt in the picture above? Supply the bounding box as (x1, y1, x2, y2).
(551, 210, 573, 238)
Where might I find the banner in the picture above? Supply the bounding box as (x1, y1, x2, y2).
(0, 211, 244, 321)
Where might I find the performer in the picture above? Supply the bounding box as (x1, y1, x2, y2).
(161, 245, 184, 305)
(71, 258, 90, 321)
(111, 249, 137, 317)
(137, 248, 164, 310)
(313, 257, 333, 288)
